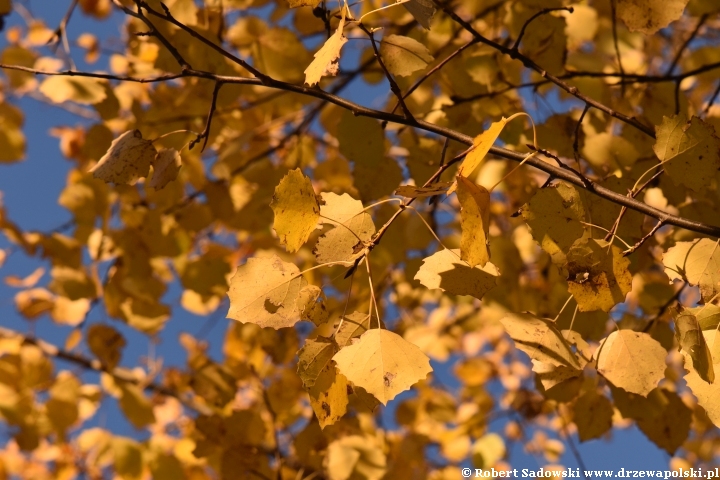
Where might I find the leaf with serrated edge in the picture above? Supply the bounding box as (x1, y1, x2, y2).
(616, 0, 690, 34)
(270, 169, 320, 252)
(674, 307, 714, 383)
(304, 14, 347, 86)
(663, 238, 720, 303)
(501, 313, 580, 369)
(333, 329, 432, 405)
(226, 255, 307, 329)
(456, 175, 490, 268)
(89, 130, 156, 185)
(596, 330, 667, 396)
(297, 336, 337, 388)
(414, 249, 499, 299)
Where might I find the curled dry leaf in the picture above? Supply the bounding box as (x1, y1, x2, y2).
(674, 307, 714, 383)
(304, 14, 348, 86)
(89, 130, 156, 185)
(148, 148, 181, 190)
(333, 329, 432, 405)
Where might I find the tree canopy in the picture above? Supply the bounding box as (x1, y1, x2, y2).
(1, 0, 720, 478)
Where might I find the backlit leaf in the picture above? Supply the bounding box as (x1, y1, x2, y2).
(663, 238, 720, 303)
(39, 76, 108, 105)
(270, 168, 320, 252)
(89, 130, 156, 185)
(616, 0, 690, 34)
(596, 330, 667, 396)
(414, 249, 499, 299)
(674, 307, 714, 383)
(394, 182, 452, 198)
(87, 324, 125, 370)
(403, 0, 436, 29)
(379, 34, 433, 77)
(304, 14, 348, 86)
(683, 329, 720, 427)
(148, 148, 182, 190)
(500, 313, 581, 368)
(449, 118, 507, 193)
(456, 175, 490, 268)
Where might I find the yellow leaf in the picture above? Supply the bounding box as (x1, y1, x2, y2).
(402, 0, 436, 29)
(394, 182, 452, 198)
(39, 76, 108, 105)
(51, 296, 90, 326)
(335, 311, 372, 347)
(270, 168, 320, 252)
(327, 435, 387, 480)
(4, 266, 44, 288)
(500, 313, 581, 369)
(456, 175, 490, 268)
(118, 383, 155, 429)
(149, 148, 182, 190)
(674, 308, 714, 383)
(596, 330, 667, 396)
(683, 329, 720, 428)
(288, 0, 321, 6)
(308, 362, 348, 429)
(297, 336, 337, 388)
(46, 371, 81, 434)
(471, 433, 505, 470)
(448, 118, 507, 193)
(89, 130, 156, 185)
(112, 437, 143, 480)
(565, 238, 632, 312)
(572, 390, 613, 442)
(87, 324, 126, 370)
(304, 15, 348, 86)
(663, 238, 720, 303)
(617, 0, 689, 34)
(653, 115, 720, 191)
(297, 285, 329, 326)
(226, 255, 307, 329)
(414, 249, 499, 299)
(379, 34, 434, 77)
(0, 101, 26, 163)
(333, 329, 432, 405)
(314, 192, 375, 263)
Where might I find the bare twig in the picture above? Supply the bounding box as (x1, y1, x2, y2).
(190, 80, 223, 151)
(623, 220, 665, 256)
(666, 14, 708, 76)
(512, 7, 573, 51)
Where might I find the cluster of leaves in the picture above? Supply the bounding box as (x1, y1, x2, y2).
(1, 0, 720, 478)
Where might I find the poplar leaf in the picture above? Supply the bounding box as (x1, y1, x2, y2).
(687, 304, 720, 331)
(333, 329, 432, 405)
(335, 311, 372, 347)
(304, 15, 347, 86)
(379, 34, 433, 77)
(565, 238, 632, 312)
(674, 308, 714, 383)
(663, 238, 720, 303)
(573, 391, 613, 442)
(403, 0, 436, 29)
(395, 182, 452, 198)
(596, 330, 667, 396)
(148, 148, 181, 190)
(314, 192, 375, 263)
(616, 0, 690, 34)
(456, 175, 490, 268)
(39, 76, 107, 105)
(118, 383, 155, 429)
(226, 255, 308, 329)
(87, 324, 125, 370)
(448, 118, 507, 194)
(653, 115, 720, 191)
(500, 313, 581, 369)
(89, 130, 156, 185)
(414, 249, 499, 299)
(532, 361, 583, 401)
(297, 336, 337, 388)
(308, 362, 348, 429)
(683, 329, 720, 428)
(270, 169, 320, 252)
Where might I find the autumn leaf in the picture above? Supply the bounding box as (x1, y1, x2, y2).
(572, 390, 613, 442)
(333, 329, 432, 405)
(304, 14, 347, 86)
(379, 34, 433, 77)
(87, 324, 125, 370)
(403, 0, 436, 29)
(394, 182, 452, 198)
(653, 115, 720, 191)
(565, 238, 633, 312)
(288, 0, 321, 7)
(616, 0, 690, 34)
(500, 313, 581, 369)
(456, 175, 490, 268)
(663, 238, 720, 303)
(89, 130, 156, 185)
(270, 169, 320, 252)
(415, 249, 499, 299)
(448, 118, 508, 194)
(596, 330, 667, 396)
(226, 255, 308, 329)
(471, 433, 505, 470)
(148, 148, 181, 190)
(683, 329, 720, 428)
(39, 76, 108, 105)
(314, 192, 375, 263)
(307, 361, 348, 429)
(674, 307, 714, 383)
(297, 336, 337, 388)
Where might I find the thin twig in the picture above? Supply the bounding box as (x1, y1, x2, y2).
(665, 14, 708, 76)
(512, 7, 573, 51)
(623, 220, 665, 256)
(190, 80, 223, 151)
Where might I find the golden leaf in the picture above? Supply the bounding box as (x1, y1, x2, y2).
(596, 330, 667, 396)
(89, 130, 156, 185)
(414, 249, 499, 299)
(270, 168, 321, 252)
(304, 14, 348, 86)
(456, 175, 491, 268)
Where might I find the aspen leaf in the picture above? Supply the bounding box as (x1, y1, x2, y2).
(270, 169, 320, 252)
(500, 313, 580, 368)
(596, 330, 667, 396)
(335, 311, 372, 347)
(87, 324, 125, 370)
(379, 34, 433, 77)
(414, 249, 499, 299)
(297, 285, 329, 325)
(448, 118, 507, 194)
(394, 182, 452, 198)
(332, 329, 432, 405)
(39, 76, 108, 105)
(304, 14, 347, 86)
(683, 329, 720, 427)
(653, 115, 720, 191)
(687, 304, 720, 331)
(327, 435, 387, 480)
(532, 361, 583, 401)
(663, 238, 720, 303)
(118, 383, 155, 429)
(616, 0, 690, 35)
(674, 308, 714, 383)
(565, 238, 632, 312)
(403, 0, 436, 29)
(89, 130, 156, 185)
(573, 391, 613, 442)
(226, 255, 307, 329)
(456, 175, 490, 268)
(112, 437, 143, 480)
(148, 148, 181, 190)
(314, 192, 375, 263)
(471, 433, 505, 469)
(0, 102, 26, 163)
(297, 336, 337, 388)
(307, 362, 348, 429)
